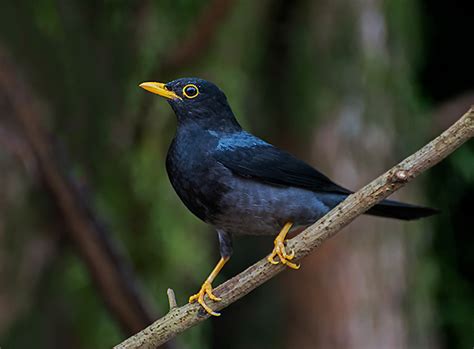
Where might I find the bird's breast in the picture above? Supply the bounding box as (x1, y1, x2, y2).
(165, 130, 230, 222)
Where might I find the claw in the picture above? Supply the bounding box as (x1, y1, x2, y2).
(267, 241, 300, 269)
(268, 253, 280, 265)
(267, 222, 300, 270)
(189, 281, 221, 316)
(189, 257, 229, 317)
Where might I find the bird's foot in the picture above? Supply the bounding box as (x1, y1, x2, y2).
(189, 281, 221, 316)
(267, 236, 300, 269)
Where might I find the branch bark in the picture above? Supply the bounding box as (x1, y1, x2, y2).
(116, 107, 474, 349)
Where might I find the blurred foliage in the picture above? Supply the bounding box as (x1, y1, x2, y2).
(420, 2, 474, 347)
(0, 0, 473, 348)
(426, 153, 474, 349)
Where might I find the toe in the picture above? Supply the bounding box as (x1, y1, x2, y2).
(286, 260, 300, 270)
(201, 302, 220, 316)
(284, 249, 295, 260)
(189, 283, 222, 316)
(206, 289, 221, 301)
(267, 254, 280, 265)
(198, 296, 221, 316)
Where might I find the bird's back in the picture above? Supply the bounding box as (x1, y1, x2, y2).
(167, 126, 436, 235)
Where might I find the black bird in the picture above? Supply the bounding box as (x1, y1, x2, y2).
(139, 78, 437, 316)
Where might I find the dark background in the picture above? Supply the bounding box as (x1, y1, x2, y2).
(0, 1, 473, 348)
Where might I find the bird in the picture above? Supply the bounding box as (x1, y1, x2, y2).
(139, 77, 437, 316)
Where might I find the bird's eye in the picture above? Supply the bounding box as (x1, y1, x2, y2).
(183, 84, 199, 99)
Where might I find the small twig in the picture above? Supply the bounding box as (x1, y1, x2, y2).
(167, 289, 178, 310)
(0, 123, 38, 176)
(115, 108, 474, 349)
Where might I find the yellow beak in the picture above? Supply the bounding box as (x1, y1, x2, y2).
(139, 82, 182, 100)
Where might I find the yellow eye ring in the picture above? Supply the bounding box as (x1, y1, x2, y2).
(182, 84, 199, 99)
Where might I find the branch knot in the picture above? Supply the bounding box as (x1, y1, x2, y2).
(390, 169, 410, 183)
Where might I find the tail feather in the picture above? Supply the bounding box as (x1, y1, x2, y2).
(366, 199, 438, 220)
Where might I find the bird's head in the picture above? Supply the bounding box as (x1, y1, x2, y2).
(139, 77, 240, 131)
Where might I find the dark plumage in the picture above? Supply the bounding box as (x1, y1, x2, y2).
(161, 78, 434, 241)
(140, 77, 437, 315)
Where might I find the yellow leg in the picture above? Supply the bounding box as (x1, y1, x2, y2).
(267, 222, 300, 269)
(189, 256, 229, 316)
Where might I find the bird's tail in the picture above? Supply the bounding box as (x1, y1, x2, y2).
(366, 199, 438, 220)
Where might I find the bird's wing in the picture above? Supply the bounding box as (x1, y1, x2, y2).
(213, 134, 351, 195)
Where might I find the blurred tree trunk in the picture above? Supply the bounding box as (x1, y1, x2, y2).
(282, 1, 437, 348)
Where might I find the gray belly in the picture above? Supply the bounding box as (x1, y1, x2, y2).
(212, 176, 340, 236)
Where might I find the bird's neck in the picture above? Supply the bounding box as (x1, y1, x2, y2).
(176, 119, 242, 136)
(172, 99, 242, 133)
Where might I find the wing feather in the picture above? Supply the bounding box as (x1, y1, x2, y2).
(214, 135, 351, 195)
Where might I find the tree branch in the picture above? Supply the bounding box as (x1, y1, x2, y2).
(0, 45, 160, 337)
(160, 0, 237, 71)
(132, 0, 237, 144)
(116, 107, 474, 349)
